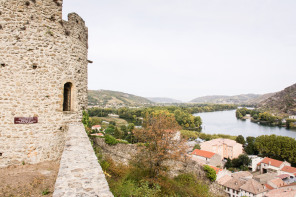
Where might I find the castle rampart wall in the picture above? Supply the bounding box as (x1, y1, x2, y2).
(0, 0, 88, 167)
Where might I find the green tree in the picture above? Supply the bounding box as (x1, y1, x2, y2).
(245, 136, 258, 155)
(193, 144, 201, 151)
(203, 165, 216, 182)
(114, 127, 123, 139)
(236, 135, 246, 145)
(105, 134, 118, 145)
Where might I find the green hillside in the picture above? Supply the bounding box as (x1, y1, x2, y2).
(88, 90, 153, 107)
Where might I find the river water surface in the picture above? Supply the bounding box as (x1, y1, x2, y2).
(194, 110, 296, 138)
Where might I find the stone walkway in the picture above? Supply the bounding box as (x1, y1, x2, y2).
(53, 123, 113, 197)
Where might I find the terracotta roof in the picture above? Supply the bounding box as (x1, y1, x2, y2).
(232, 171, 253, 179)
(265, 184, 274, 190)
(269, 178, 286, 188)
(92, 125, 101, 128)
(208, 165, 222, 174)
(277, 174, 290, 179)
(240, 179, 267, 195)
(281, 166, 296, 174)
(201, 138, 240, 147)
(191, 149, 215, 159)
(265, 188, 296, 197)
(223, 178, 246, 191)
(258, 157, 283, 168)
(217, 175, 232, 185)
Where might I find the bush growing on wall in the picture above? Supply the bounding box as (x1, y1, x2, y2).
(105, 134, 118, 145)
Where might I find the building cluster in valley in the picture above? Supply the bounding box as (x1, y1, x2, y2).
(189, 138, 296, 197)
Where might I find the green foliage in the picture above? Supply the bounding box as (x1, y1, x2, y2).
(244, 136, 258, 155)
(198, 133, 237, 141)
(236, 135, 246, 145)
(203, 165, 216, 182)
(89, 117, 101, 127)
(105, 134, 118, 145)
(193, 144, 201, 150)
(113, 127, 123, 139)
(224, 154, 251, 170)
(42, 189, 50, 195)
(286, 119, 296, 129)
(254, 135, 296, 164)
(82, 110, 90, 128)
(174, 109, 202, 129)
(180, 130, 199, 140)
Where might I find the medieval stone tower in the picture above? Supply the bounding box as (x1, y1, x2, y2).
(0, 0, 88, 167)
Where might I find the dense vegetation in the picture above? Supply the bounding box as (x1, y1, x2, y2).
(254, 135, 296, 165)
(85, 111, 218, 197)
(89, 104, 237, 130)
(180, 130, 237, 141)
(235, 107, 293, 127)
(224, 154, 251, 171)
(88, 90, 153, 107)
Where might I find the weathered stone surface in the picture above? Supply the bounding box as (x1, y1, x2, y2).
(53, 123, 113, 197)
(0, 0, 88, 167)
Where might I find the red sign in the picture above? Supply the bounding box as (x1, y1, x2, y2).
(14, 117, 38, 124)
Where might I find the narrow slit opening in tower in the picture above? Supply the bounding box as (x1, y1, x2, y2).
(63, 82, 72, 111)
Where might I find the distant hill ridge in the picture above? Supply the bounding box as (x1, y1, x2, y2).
(88, 90, 153, 107)
(146, 97, 183, 103)
(190, 94, 263, 105)
(259, 83, 296, 115)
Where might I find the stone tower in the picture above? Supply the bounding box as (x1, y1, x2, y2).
(0, 0, 88, 167)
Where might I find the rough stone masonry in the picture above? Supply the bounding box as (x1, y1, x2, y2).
(0, 0, 88, 167)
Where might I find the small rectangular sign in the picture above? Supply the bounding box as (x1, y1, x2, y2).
(14, 117, 38, 124)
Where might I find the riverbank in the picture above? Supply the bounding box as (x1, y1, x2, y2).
(194, 110, 296, 138)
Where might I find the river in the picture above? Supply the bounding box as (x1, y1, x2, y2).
(194, 110, 296, 138)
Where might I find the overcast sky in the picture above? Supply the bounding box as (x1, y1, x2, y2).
(63, 0, 296, 101)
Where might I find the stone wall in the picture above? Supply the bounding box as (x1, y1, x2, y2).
(0, 0, 88, 167)
(53, 123, 113, 197)
(94, 137, 138, 165)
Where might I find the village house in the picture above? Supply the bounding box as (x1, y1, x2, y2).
(265, 186, 296, 197)
(209, 165, 232, 180)
(279, 166, 296, 176)
(91, 125, 101, 131)
(200, 138, 243, 159)
(254, 173, 278, 185)
(221, 176, 267, 197)
(248, 155, 263, 172)
(257, 157, 291, 174)
(191, 149, 222, 166)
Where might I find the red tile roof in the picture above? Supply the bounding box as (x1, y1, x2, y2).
(281, 166, 296, 174)
(208, 165, 222, 174)
(92, 125, 101, 128)
(191, 149, 215, 159)
(258, 157, 283, 168)
(265, 184, 274, 190)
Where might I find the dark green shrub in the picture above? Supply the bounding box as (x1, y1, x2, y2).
(105, 134, 118, 145)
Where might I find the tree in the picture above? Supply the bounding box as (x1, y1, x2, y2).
(245, 136, 258, 155)
(114, 127, 123, 139)
(236, 135, 246, 145)
(133, 111, 186, 179)
(192, 144, 201, 151)
(203, 165, 216, 182)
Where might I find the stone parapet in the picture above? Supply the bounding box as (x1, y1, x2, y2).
(53, 123, 113, 197)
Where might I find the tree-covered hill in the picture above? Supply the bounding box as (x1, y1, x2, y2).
(88, 90, 153, 107)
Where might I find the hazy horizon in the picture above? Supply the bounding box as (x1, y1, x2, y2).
(63, 0, 296, 101)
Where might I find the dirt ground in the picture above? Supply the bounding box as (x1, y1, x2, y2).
(0, 161, 59, 197)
